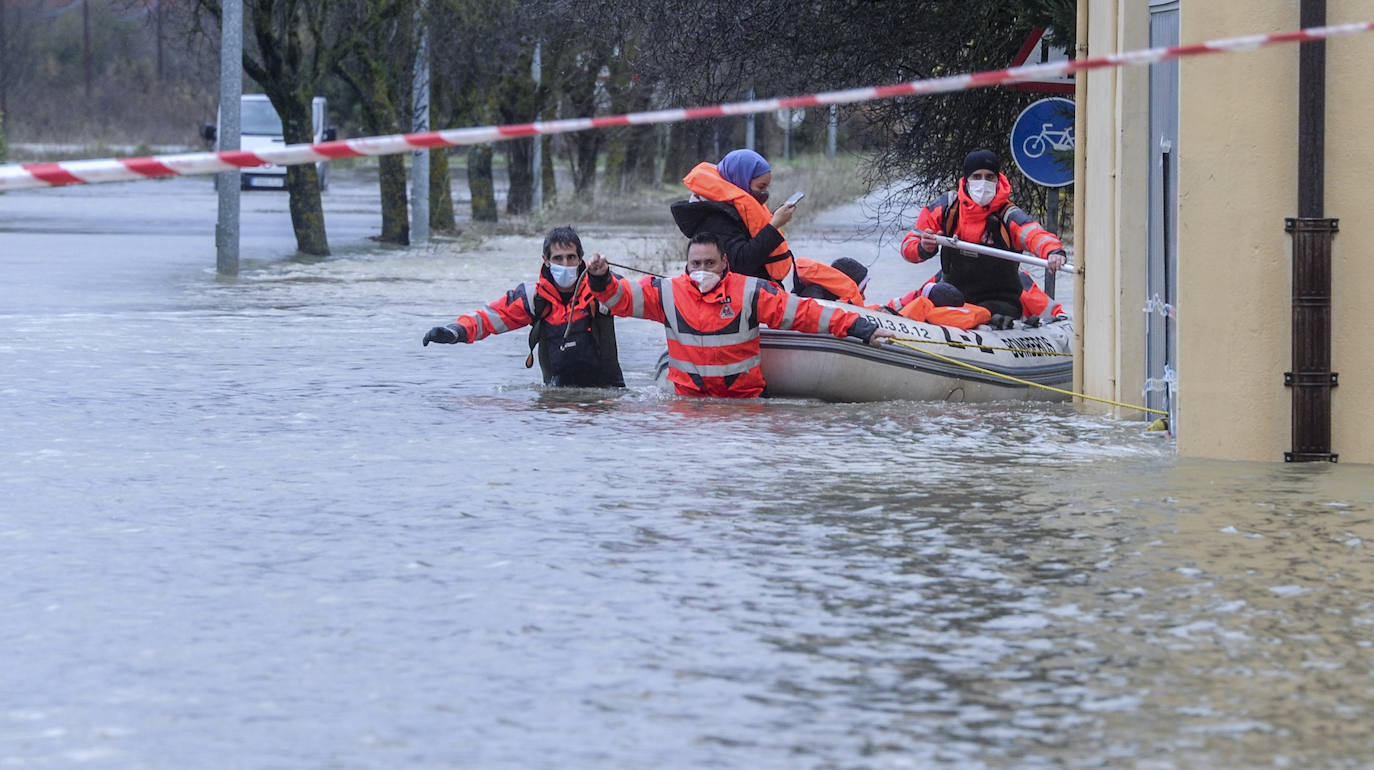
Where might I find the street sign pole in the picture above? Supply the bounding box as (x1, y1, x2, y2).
(1010, 96, 1075, 291)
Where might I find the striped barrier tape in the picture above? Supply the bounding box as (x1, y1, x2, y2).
(2, 20, 1370, 192)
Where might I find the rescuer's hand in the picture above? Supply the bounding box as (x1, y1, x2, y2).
(587, 253, 609, 276)
(868, 328, 896, 347)
(422, 324, 466, 346)
(918, 229, 940, 254)
(1046, 249, 1067, 273)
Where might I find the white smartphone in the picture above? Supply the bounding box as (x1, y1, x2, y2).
(784, 191, 805, 206)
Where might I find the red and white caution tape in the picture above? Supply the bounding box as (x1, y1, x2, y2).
(2, 21, 1370, 192)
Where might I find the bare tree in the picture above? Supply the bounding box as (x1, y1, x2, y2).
(335, 0, 418, 244)
(197, 0, 403, 255)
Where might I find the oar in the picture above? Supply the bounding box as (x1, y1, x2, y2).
(929, 234, 1077, 275)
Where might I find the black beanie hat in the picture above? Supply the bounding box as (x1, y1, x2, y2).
(829, 257, 869, 286)
(962, 149, 999, 178)
(925, 281, 966, 308)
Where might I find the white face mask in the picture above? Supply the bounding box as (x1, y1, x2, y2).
(548, 262, 580, 289)
(967, 178, 997, 206)
(690, 270, 722, 293)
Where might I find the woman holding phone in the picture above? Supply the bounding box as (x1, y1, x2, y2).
(669, 148, 802, 287)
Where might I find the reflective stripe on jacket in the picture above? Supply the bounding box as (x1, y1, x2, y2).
(682, 162, 793, 282)
(593, 271, 861, 398)
(453, 273, 598, 342)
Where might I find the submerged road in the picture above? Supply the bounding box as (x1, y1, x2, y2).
(3, 169, 1367, 769)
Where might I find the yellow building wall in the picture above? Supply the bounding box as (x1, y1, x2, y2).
(1176, 3, 1374, 463)
(1076, 0, 1149, 417)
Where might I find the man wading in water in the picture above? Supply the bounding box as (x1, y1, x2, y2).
(422, 226, 625, 388)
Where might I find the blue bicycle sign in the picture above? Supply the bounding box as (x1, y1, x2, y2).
(1010, 97, 1075, 187)
(1022, 122, 1074, 158)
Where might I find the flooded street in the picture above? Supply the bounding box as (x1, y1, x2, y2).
(2, 173, 1372, 769)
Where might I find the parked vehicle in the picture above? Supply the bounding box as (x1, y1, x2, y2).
(201, 95, 336, 191)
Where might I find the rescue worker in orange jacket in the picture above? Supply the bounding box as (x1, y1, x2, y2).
(885, 272, 1064, 328)
(421, 226, 625, 388)
(883, 281, 992, 329)
(586, 233, 894, 398)
(902, 149, 1068, 329)
(795, 257, 876, 308)
(669, 149, 799, 285)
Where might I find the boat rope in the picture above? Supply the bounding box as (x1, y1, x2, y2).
(607, 261, 664, 278)
(890, 334, 1073, 357)
(886, 338, 1168, 416)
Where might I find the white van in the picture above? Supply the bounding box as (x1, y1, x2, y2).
(202, 94, 335, 190)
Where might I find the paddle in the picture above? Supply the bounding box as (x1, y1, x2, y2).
(928, 233, 1078, 275)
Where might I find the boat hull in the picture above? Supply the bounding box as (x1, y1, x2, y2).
(655, 301, 1074, 403)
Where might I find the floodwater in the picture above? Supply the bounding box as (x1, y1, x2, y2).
(2, 174, 1372, 769)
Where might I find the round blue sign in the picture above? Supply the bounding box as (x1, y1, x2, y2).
(1010, 97, 1075, 188)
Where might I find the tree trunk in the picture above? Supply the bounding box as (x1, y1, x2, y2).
(570, 132, 601, 199)
(662, 121, 706, 185)
(539, 136, 556, 205)
(277, 97, 330, 255)
(505, 137, 532, 215)
(377, 153, 410, 244)
(623, 124, 657, 188)
(468, 145, 496, 222)
(336, 39, 409, 244)
(430, 148, 456, 232)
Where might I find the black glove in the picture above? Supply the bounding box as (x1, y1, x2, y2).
(988, 314, 1016, 331)
(847, 316, 879, 344)
(422, 323, 466, 346)
(587, 269, 613, 293)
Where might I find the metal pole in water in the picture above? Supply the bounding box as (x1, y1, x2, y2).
(746, 87, 756, 150)
(1044, 188, 1059, 298)
(531, 41, 542, 212)
(828, 105, 837, 158)
(410, 0, 431, 246)
(215, 0, 241, 275)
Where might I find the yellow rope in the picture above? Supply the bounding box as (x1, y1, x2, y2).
(889, 334, 1073, 357)
(886, 337, 1169, 416)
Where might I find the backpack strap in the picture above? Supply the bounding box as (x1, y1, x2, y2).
(524, 293, 550, 369)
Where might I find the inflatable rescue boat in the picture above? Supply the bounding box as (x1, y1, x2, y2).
(655, 300, 1074, 403)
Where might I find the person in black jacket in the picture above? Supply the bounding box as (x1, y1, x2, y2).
(669, 149, 800, 285)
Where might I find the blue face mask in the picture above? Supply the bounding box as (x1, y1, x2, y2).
(548, 263, 580, 289)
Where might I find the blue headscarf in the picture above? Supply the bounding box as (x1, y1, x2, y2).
(716, 149, 771, 193)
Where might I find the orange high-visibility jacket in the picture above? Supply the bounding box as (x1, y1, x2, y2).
(899, 175, 1064, 315)
(681, 162, 794, 283)
(885, 271, 1064, 324)
(793, 257, 873, 307)
(453, 272, 597, 342)
(886, 294, 993, 329)
(592, 270, 864, 398)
